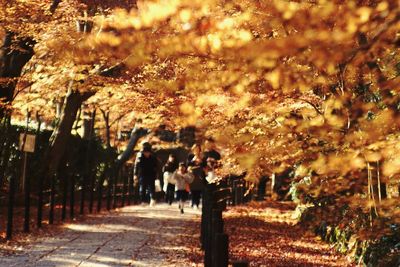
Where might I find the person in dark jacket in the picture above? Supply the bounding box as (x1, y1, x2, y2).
(201, 138, 221, 167)
(188, 164, 205, 208)
(134, 142, 158, 206)
(162, 154, 178, 204)
(188, 145, 206, 208)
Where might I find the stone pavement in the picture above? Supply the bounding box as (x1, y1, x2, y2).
(0, 203, 201, 267)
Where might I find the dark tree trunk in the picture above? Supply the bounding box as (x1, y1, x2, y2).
(115, 126, 149, 169)
(0, 32, 35, 118)
(43, 88, 95, 181)
(50, 0, 62, 13)
(108, 126, 149, 190)
(0, 115, 11, 188)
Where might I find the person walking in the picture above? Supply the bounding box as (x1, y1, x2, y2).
(202, 138, 221, 167)
(162, 154, 178, 205)
(187, 145, 206, 208)
(134, 142, 159, 206)
(171, 162, 194, 214)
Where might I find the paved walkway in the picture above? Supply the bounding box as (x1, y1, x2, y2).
(0, 203, 201, 267)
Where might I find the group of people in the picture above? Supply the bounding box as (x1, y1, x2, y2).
(133, 140, 221, 214)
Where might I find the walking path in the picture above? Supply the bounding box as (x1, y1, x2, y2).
(1, 201, 356, 267)
(0, 203, 202, 267)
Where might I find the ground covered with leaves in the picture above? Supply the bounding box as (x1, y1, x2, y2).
(225, 201, 355, 267)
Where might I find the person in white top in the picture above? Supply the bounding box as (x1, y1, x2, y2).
(205, 157, 219, 183)
(171, 162, 194, 214)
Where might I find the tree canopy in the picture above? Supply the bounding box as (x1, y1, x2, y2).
(2, 0, 400, 236)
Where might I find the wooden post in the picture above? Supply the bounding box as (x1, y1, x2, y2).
(107, 174, 112, 210)
(80, 172, 86, 215)
(89, 172, 95, 213)
(97, 173, 104, 212)
(6, 172, 16, 239)
(23, 153, 31, 232)
(70, 174, 75, 219)
(62, 174, 68, 221)
(112, 170, 118, 209)
(49, 173, 56, 224)
(37, 173, 44, 228)
(232, 180, 238, 206)
(86, 109, 96, 213)
(127, 168, 132, 206)
(122, 167, 127, 207)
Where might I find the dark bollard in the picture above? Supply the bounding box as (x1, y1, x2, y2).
(212, 209, 223, 233)
(232, 260, 249, 267)
(214, 233, 229, 267)
(211, 209, 224, 267)
(205, 210, 213, 267)
(201, 187, 211, 250)
(204, 187, 217, 267)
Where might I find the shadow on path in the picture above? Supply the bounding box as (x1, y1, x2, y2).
(0, 203, 201, 267)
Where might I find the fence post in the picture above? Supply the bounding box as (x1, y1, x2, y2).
(107, 175, 112, 210)
(89, 172, 95, 213)
(37, 172, 44, 228)
(122, 168, 127, 207)
(232, 180, 237, 206)
(49, 173, 56, 224)
(97, 175, 103, 212)
(80, 171, 87, 215)
(238, 182, 244, 205)
(23, 153, 31, 233)
(127, 169, 132, 206)
(112, 170, 118, 209)
(6, 172, 16, 240)
(62, 174, 68, 221)
(70, 174, 75, 219)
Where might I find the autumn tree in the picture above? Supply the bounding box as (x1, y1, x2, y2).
(6, 0, 400, 248)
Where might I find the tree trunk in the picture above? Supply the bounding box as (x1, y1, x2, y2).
(0, 32, 35, 118)
(115, 126, 149, 168)
(0, 115, 11, 188)
(44, 88, 95, 180)
(50, 0, 62, 13)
